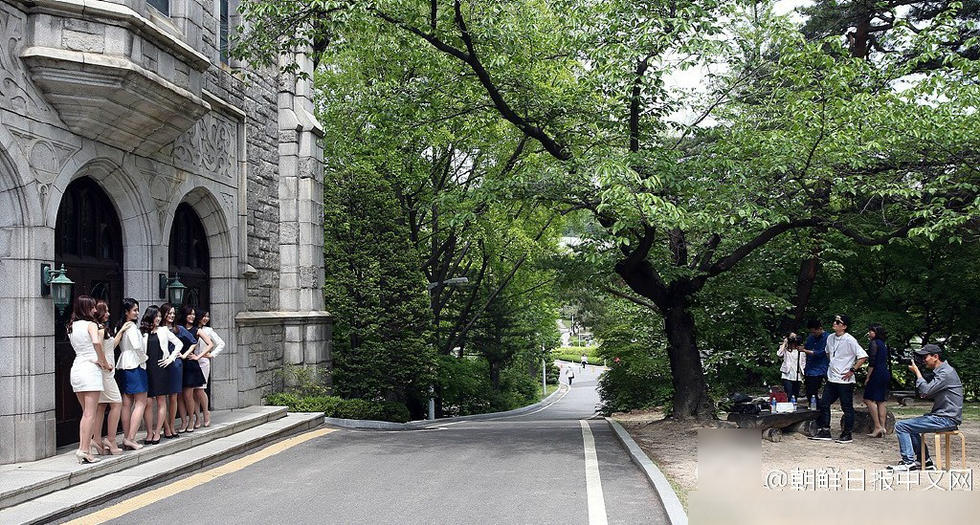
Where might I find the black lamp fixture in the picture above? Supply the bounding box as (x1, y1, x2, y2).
(41, 264, 74, 316)
(158, 273, 187, 306)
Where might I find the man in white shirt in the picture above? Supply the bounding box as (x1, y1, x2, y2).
(808, 314, 868, 443)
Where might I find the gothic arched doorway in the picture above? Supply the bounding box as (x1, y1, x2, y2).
(54, 177, 123, 445)
(169, 203, 210, 310)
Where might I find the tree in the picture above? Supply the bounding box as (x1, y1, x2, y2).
(323, 162, 436, 416)
(239, 0, 980, 418)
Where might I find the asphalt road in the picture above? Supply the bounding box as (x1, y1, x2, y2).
(65, 365, 668, 524)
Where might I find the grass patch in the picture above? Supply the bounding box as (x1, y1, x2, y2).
(536, 382, 559, 400)
(554, 345, 600, 364)
(891, 401, 980, 421)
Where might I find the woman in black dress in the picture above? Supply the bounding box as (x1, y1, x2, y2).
(862, 323, 890, 437)
(141, 306, 182, 444)
(177, 305, 207, 432)
(158, 304, 186, 439)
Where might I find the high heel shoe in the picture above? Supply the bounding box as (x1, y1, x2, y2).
(103, 437, 123, 455)
(122, 439, 144, 450)
(866, 429, 885, 438)
(75, 449, 100, 464)
(90, 441, 105, 456)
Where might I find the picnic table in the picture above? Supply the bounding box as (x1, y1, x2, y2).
(727, 409, 820, 442)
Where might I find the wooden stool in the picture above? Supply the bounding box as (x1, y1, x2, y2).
(921, 430, 966, 470)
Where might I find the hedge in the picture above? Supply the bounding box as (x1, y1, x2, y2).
(265, 393, 411, 423)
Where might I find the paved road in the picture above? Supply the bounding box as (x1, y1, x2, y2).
(65, 365, 668, 524)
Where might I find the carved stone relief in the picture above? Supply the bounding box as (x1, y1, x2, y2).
(172, 112, 237, 181)
(0, 5, 51, 117)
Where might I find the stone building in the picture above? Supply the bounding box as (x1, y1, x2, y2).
(0, 0, 331, 464)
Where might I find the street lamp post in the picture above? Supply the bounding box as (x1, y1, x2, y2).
(426, 277, 469, 420)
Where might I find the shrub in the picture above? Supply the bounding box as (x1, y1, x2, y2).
(264, 393, 411, 423)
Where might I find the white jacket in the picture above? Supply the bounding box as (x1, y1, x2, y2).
(778, 342, 806, 382)
(198, 326, 225, 357)
(116, 324, 147, 370)
(142, 328, 183, 362)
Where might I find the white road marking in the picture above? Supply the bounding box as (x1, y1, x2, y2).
(580, 420, 608, 525)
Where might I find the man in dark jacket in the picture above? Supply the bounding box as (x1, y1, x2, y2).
(801, 318, 829, 402)
(887, 344, 964, 471)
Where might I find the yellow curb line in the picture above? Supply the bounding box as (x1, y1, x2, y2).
(65, 428, 334, 525)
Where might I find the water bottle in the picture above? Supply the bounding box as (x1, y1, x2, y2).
(790, 395, 796, 409)
(770, 396, 777, 413)
(809, 395, 816, 411)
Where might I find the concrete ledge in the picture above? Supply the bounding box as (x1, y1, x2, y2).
(0, 406, 287, 510)
(323, 384, 569, 431)
(0, 412, 323, 524)
(606, 417, 687, 525)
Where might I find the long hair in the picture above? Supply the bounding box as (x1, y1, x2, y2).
(95, 300, 114, 337)
(67, 295, 97, 333)
(180, 305, 197, 328)
(197, 310, 212, 328)
(869, 323, 888, 341)
(116, 297, 139, 333)
(140, 305, 161, 334)
(159, 303, 176, 332)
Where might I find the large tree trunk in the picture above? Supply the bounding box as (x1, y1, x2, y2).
(663, 303, 714, 420)
(778, 255, 820, 334)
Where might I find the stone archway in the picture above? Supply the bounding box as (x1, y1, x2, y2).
(53, 176, 124, 445)
(164, 187, 237, 408)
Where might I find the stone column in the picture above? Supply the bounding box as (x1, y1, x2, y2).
(276, 52, 331, 377)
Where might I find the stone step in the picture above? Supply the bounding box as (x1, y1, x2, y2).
(0, 411, 324, 525)
(0, 405, 288, 511)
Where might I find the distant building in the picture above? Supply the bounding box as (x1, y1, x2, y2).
(0, 0, 330, 463)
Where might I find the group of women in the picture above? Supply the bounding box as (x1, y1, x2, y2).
(67, 295, 225, 464)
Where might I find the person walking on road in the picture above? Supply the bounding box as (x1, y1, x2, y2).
(581, 353, 588, 369)
(565, 365, 575, 386)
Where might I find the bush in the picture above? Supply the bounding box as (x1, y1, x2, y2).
(596, 352, 674, 415)
(264, 393, 411, 423)
(554, 346, 600, 364)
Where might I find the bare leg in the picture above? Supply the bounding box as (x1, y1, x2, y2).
(127, 393, 147, 441)
(76, 392, 100, 457)
(93, 403, 107, 453)
(143, 397, 156, 441)
(105, 402, 122, 452)
(154, 396, 167, 439)
(182, 388, 197, 430)
(194, 388, 210, 427)
(864, 400, 881, 436)
(877, 401, 889, 434)
(166, 394, 178, 436)
(120, 394, 133, 438)
(178, 393, 189, 431)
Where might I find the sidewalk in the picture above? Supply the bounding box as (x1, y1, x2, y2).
(0, 406, 322, 524)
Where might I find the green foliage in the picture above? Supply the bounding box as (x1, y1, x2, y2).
(273, 365, 331, 397)
(323, 151, 436, 414)
(265, 393, 412, 423)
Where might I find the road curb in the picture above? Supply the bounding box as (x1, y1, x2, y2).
(323, 384, 569, 431)
(605, 417, 688, 525)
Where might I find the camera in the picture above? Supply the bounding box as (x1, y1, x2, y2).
(787, 334, 804, 346)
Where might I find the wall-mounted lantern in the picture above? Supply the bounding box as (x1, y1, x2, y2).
(41, 264, 74, 316)
(158, 273, 187, 307)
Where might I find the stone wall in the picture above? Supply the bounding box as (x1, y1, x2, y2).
(0, 0, 330, 464)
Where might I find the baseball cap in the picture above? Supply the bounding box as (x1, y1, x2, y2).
(914, 344, 942, 356)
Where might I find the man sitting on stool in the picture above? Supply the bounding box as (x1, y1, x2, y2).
(888, 344, 964, 471)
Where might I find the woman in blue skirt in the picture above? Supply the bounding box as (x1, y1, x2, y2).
(862, 324, 890, 437)
(114, 298, 147, 450)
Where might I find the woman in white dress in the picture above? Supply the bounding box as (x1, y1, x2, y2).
(194, 310, 224, 428)
(68, 295, 111, 464)
(93, 301, 128, 455)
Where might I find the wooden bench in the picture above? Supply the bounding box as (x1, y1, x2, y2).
(727, 410, 820, 442)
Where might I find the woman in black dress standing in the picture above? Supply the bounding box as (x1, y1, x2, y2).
(141, 306, 182, 444)
(158, 304, 186, 439)
(177, 305, 207, 432)
(862, 324, 890, 437)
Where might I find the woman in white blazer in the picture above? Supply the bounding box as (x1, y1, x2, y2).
(194, 310, 225, 428)
(140, 305, 183, 445)
(114, 298, 147, 450)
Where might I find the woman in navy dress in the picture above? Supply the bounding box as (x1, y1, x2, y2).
(177, 305, 206, 432)
(158, 304, 186, 439)
(862, 323, 890, 437)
